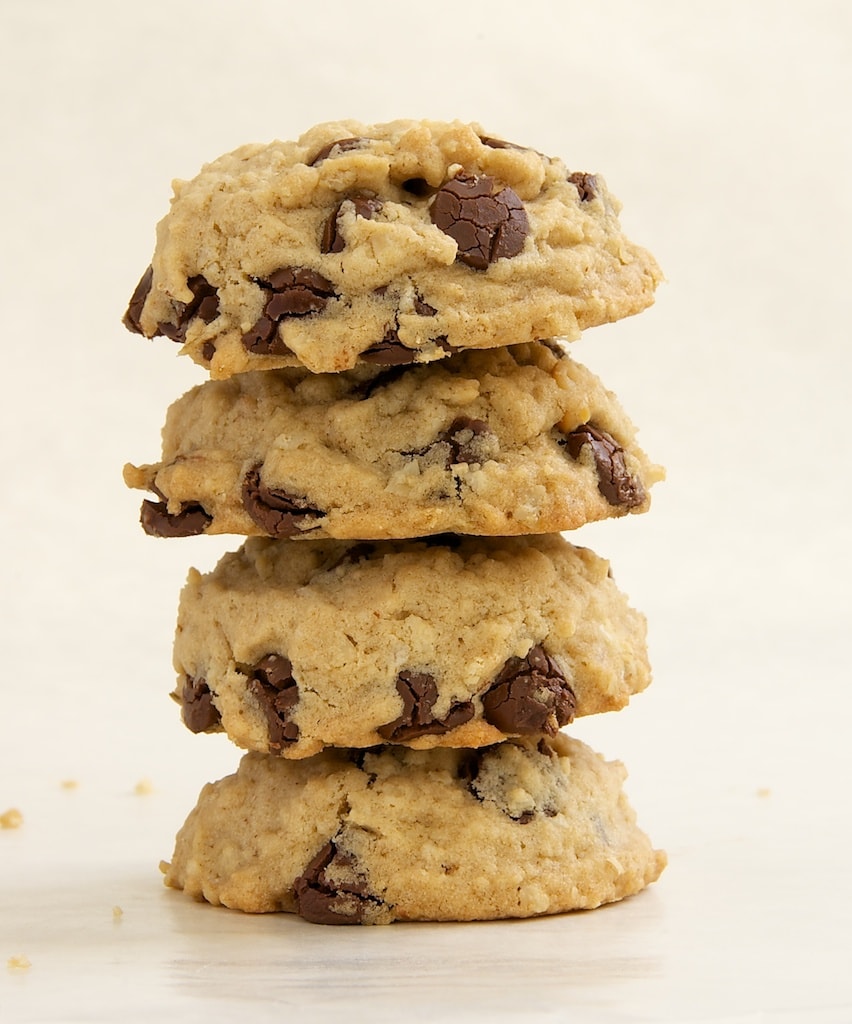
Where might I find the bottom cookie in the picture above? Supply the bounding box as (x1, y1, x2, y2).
(163, 735, 665, 924)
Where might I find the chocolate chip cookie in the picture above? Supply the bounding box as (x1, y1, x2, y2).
(163, 734, 666, 923)
(122, 119, 662, 376)
(123, 343, 663, 541)
(171, 533, 651, 758)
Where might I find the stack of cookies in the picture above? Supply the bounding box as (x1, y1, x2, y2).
(122, 119, 666, 924)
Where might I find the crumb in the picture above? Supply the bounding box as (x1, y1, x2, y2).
(6, 955, 31, 970)
(1, 808, 24, 829)
(134, 778, 154, 796)
(158, 859, 170, 875)
(112, 905, 124, 921)
(756, 787, 771, 798)
(60, 779, 79, 791)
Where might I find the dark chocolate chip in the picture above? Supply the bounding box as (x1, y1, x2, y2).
(247, 654, 299, 751)
(242, 268, 336, 355)
(413, 296, 437, 316)
(308, 137, 368, 166)
(564, 423, 646, 508)
(481, 646, 576, 735)
(321, 192, 383, 254)
(401, 177, 437, 197)
(360, 326, 418, 365)
(241, 465, 325, 537)
(157, 275, 220, 344)
(478, 135, 527, 151)
(293, 842, 375, 925)
(441, 416, 493, 466)
(122, 265, 153, 334)
(139, 498, 212, 538)
(430, 174, 529, 270)
(180, 676, 221, 733)
(567, 171, 598, 202)
(201, 340, 216, 362)
(377, 671, 474, 742)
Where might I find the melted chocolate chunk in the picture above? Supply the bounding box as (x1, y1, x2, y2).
(401, 177, 437, 197)
(139, 498, 212, 538)
(361, 327, 418, 365)
(308, 137, 368, 166)
(441, 417, 493, 466)
(567, 171, 598, 202)
(122, 265, 153, 334)
(247, 654, 299, 751)
(321, 192, 383, 254)
(293, 841, 377, 925)
(157, 275, 220, 344)
(430, 174, 529, 269)
(180, 676, 221, 733)
(481, 646, 576, 735)
(241, 466, 325, 537)
(478, 135, 527, 151)
(201, 340, 216, 362)
(377, 671, 474, 742)
(413, 296, 437, 316)
(242, 268, 336, 355)
(564, 423, 646, 508)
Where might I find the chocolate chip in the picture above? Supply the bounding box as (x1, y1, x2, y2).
(201, 341, 216, 362)
(241, 465, 325, 537)
(139, 498, 212, 538)
(308, 137, 368, 166)
(441, 417, 493, 466)
(247, 654, 299, 751)
(179, 676, 221, 733)
(321, 192, 383, 254)
(156, 275, 220, 344)
(360, 326, 418, 365)
(353, 363, 414, 399)
(377, 671, 474, 742)
(478, 135, 527, 151)
(430, 174, 529, 270)
(413, 296, 437, 316)
(481, 646, 576, 735)
(242, 268, 336, 356)
(567, 171, 598, 202)
(293, 842, 376, 925)
(564, 423, 646, 508)
(401, 177, 437, 197)
(122, 265, 153, 334)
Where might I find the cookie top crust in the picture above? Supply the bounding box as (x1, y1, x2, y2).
(164, 735, 666, 923)
(123, 342, 663, 541)
(172, 533, 651, 758)
(123, 119, 662, 375)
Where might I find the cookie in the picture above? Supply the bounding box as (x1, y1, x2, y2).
(163, 734, 665, 924)
(122, 119, 662, 376)
(171, 533, 651, 758)
(123, 343, 663, 541)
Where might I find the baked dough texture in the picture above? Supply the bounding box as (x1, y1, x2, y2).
(172, 533, 651, 758)
(122, 119, 662, 375)
(124, 343, 663, 541)
(163, 735, 666, 924)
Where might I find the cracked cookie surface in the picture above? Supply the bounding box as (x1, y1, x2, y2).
(124, 343, 663, 541)
(123, 118, 662, 375)
(163, 735, 666, 923)
(171, 533, 651, 758)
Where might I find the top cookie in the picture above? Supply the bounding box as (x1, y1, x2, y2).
(122, 119, 662, 376)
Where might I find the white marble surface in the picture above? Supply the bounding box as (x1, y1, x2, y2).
(2, 1, 851, 1021)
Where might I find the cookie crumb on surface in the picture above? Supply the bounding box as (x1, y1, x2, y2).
(60, 779, 79, 790)
(6, 955, 31, 970)
(134, 778, 154, 795)
(112, 905, 124, 921)
(756, 787, 771, 798)
(1, 808, 24, 829)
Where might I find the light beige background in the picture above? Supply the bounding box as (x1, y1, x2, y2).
(1, 1, 850, 1021)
